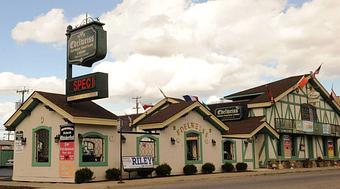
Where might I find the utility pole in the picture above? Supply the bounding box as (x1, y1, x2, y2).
(132, 96, 141, 114)
(17, 87, 29, 104)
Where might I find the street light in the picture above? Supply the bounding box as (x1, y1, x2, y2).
(118, 118, 124, 184)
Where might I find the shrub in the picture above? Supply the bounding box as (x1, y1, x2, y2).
(202, 163, 215, 174)
(302, 159, 312, 168)
(155, 164, 172, 177)
(183, 164, 197, 175)
(137, 168, 154, 178)
(75, 168, 94, 184)
(236, 162, 248, 172)
(222, 162, 234, 172)
(105, 168, 121, 181)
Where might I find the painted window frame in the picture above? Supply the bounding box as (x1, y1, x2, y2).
(136, 135, 160, 165)
(222, 139, 237, 163)
(79, 132, 108, 167)
(184, 130, 203, 165)
(32, 126, 52, 167)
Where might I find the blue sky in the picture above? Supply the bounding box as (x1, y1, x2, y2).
(0, 0, 339, 138)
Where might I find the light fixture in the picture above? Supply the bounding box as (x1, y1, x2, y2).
(121, 135, 126, 143)
(212, 139, 216, 146)
(170, 137, 176, 145)
(78, 133, 83, 141)
(54, 134, 60, 143)
(21, 137, 27, 145)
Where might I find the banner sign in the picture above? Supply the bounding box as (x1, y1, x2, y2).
(66, 72, 108, 102)
(59, 141, 75, 161)
(123, 156, 153, 170)
(283, 135, 291, 158)
(328, 140, 334, 157)
(302, 120, 314, 132)
(214, 106, 243, 121)
(60, 124, 75, 141)
(67, 21, 107, 67)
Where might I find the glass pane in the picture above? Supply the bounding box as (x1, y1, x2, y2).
(82, 137, 104, 162)
(224, 141, 233, 160)
(139, 137, 156, 162)
(186, 133, 199, 161)
(36, 129, 49, 162)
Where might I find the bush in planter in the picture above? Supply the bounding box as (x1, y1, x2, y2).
(202, 163, 215, 174)
(302, 159, 312, 168)
(137, 168, 154, 178)
(105, 168, 121, 181)
(316, 156, 324, 167)
(222, 162, 234, 172)
(155, 164, 172, 177)
(183, 164, 197, 175)
(75, 168, 94, 183)
(236, 162, 248, 172)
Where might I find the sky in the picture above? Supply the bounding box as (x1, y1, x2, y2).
(1, 0, 340, 138)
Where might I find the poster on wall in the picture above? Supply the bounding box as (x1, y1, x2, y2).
(59, 161, 75, 178)
(283, 135, 292, 158)
(302, 120, 314, 133)
(59, 141, 75, 161)
(328, 140, 334, 157)
(122, 156, 154, 169)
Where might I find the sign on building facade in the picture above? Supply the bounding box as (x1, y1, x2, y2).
(214, 106, 244, 121)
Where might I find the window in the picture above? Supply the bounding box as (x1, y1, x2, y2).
(301, 104, 318, 122)
(32, 126, 51, 167)
(223, 140, 236, 162)
(137, 135, 159, 165)
(79, 132, 108, 166)
(185, 131, 202, 164)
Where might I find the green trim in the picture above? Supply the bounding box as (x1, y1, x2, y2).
(32, 126, 52, 167)
(222, 139, 237, 163)
(184, 130, 203, 165)
(79, 132, 108, 167)
(316, 138, 324, 157)
(269, 137, 278, 159)
(252, 137, 256, 169)
(264, 135, 269, 164)
(136, 134, 160, 165)
(307, 136, 314, 159)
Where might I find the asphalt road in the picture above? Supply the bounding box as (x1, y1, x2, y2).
(120, 169, 340, 189)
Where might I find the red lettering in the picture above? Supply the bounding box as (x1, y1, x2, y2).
(92, 77, 95, 88)
(86, 78, 91, 89)
(81, 79, 86, 89)
(71, 76, 96, 92)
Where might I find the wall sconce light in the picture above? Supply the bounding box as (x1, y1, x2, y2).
(21, 137, 27, 145)
(54, 134, 60, 143)
(121, 135, 126, 143)
(170, 137, 176, 145)
(78, 133, 83, 142)
(212, 139, 216, 146)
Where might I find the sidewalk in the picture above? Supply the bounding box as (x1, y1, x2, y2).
(1, 167, 339, 189)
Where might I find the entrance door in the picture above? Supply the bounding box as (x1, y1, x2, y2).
(307, 136, 314, 159)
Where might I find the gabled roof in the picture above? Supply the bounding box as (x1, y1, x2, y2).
(225, 75, 303, 105)
(4, 91, 118, 130)
(222, 116, 279, 139)
(135, 100, 229, 132)
(132, 97, 183, 125)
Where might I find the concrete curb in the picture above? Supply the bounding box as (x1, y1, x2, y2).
(1, 167, 339, 189)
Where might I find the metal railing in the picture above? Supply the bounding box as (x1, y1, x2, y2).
(275, 118, 340, 136)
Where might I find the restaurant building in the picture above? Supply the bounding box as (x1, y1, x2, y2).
(215, 74, 340, 168)
(4, 74, 339, 182)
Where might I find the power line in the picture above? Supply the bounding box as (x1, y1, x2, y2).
(17, 87, 29, 104)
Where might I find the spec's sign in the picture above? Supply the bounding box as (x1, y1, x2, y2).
(214, 106, 243, 121)
(66, 72, 108, 102)
(122, 156, 153, 170)
(60, 124, 75, 141)
(67, 21, 107, 67)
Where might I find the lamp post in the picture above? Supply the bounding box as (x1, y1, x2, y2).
(118, 118, 124, 184)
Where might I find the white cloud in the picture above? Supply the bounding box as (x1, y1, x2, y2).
(0, 72, 64, 95)
(10, 0, 340, 102)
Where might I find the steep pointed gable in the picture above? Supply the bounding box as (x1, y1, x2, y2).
(4, 91, 118, 129)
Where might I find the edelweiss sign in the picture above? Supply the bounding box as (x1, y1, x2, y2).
(214, 106, 243, 121)
(67, 21, 107, 67)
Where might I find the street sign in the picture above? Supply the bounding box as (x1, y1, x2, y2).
(66, 72, 108, 102)
(67, 21, 107, 67)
